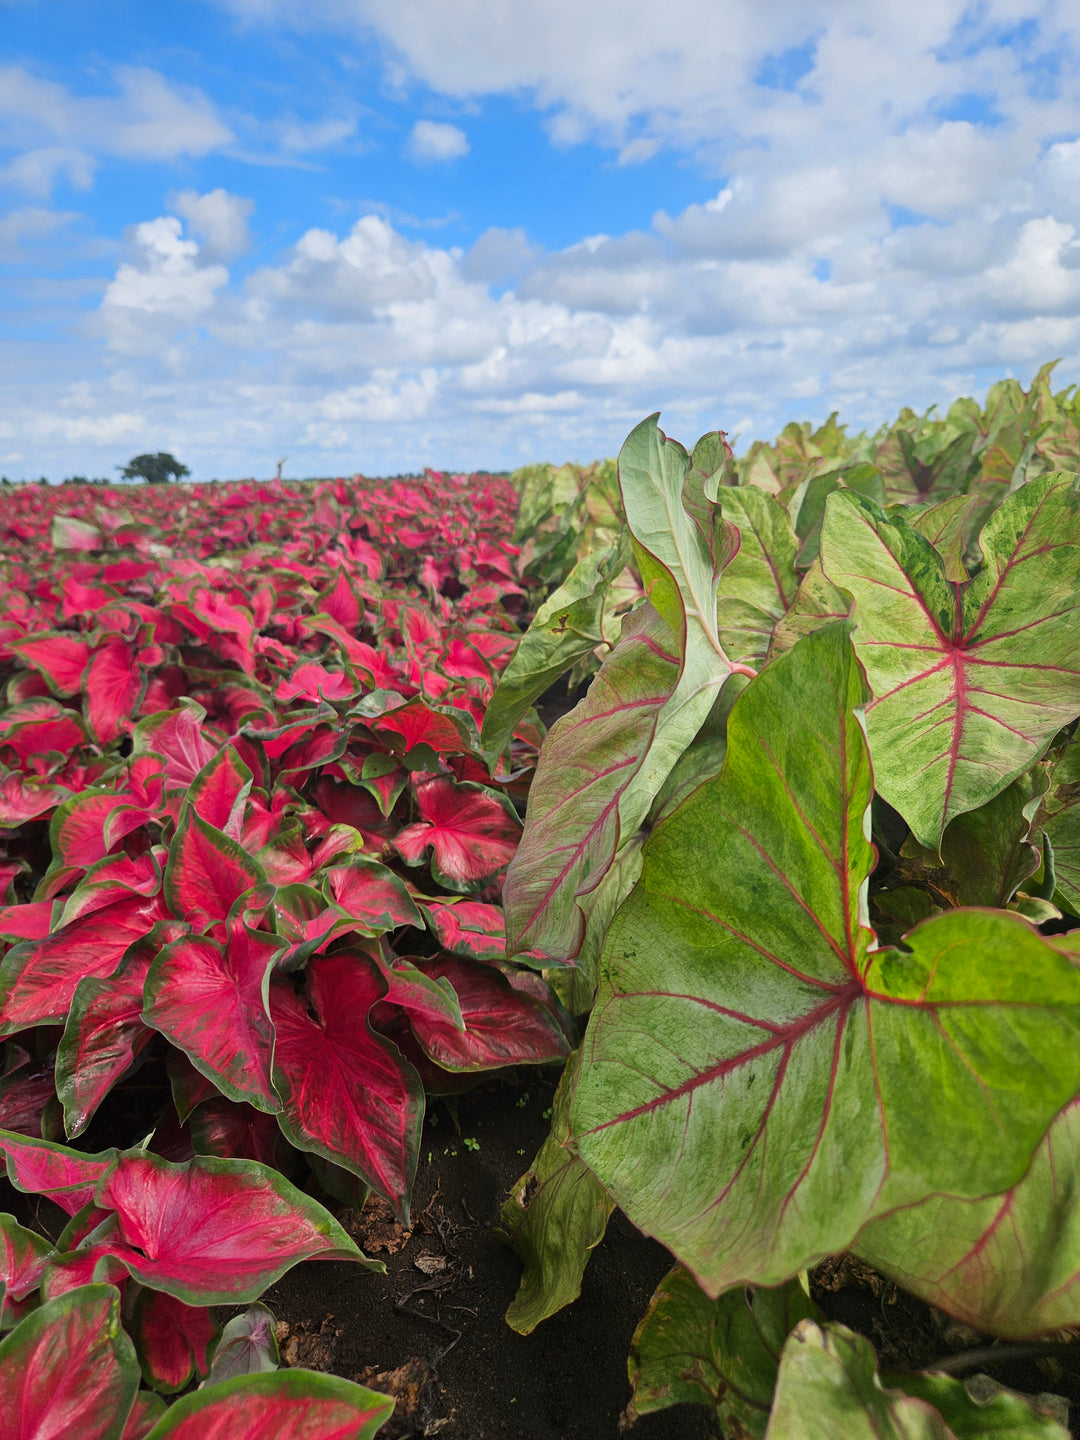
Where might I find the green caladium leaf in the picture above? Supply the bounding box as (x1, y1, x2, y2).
(625, 1267, 817, 1437)
(766, 1322, 1067, 1439)
(481, 534, 631, 763)
(713, 488, 800, 668)
(819, 472, 1080, 850)
(1042, 735, 1080, 916)
(572, 625, 1080, 1295)
(768, 556, 853, 659)
(908, 492, 994, 583)
(501, 1050, 614, 1335)
(504, 416, 738, 961)
(939, 767, 1049, 907)
(854, 1090, 1080, 1339)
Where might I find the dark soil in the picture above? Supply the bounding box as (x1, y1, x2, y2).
(253, 1071, 721, 1440)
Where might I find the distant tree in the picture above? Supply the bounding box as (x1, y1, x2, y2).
(117, 452, 191, 485)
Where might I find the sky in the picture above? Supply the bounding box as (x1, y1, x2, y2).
(2, 1, 1080, 480)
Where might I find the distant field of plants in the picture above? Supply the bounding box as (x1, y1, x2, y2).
(1, 361, 1079, 1436)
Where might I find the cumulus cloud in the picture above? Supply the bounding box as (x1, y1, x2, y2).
(101, 216, 229, 353)
(0, 65, 232, 196)
(171, 189, 254, 260)
(407, 120, 469, 162)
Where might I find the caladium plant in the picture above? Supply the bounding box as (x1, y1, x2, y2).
(494, 407, 1080, 1437)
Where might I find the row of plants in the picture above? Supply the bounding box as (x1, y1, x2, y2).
(0, 468, 572, 1433)
(2, 361, 1080, 1433)
(492, 371, 1080, 1434)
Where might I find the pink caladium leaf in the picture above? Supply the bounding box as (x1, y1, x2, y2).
(368, 954, 465, 1032)
(122, 1390, 167, 1440)
(93, 1149, 378, 1304)
(86, 639, 142, 744)
(269, 953, 423, 1219)
(41, 1238, 130, 1300)
(0, 899, 56, 941)
(572, 625, 1080, 1296)
(186, 746, 253, 841)
(0, 1211, 54, 1315)
(0, 1130, 116, 1214)
(820, 472, 1080, 848)
(139, 1369, 395, 1439)
(0, 772, 72, 828)
(393, 777, 520, 893)
(312, 778, 398, 854)
(10, 631, 93, 695)
(404, 956, 572, 1071)
(0, 1056, 58, 1136)
(325, 860, 424, 935)
(0, 892, 168, 1033)
(131, 1287, 218, 1393)
(166, 1050, 220, 1126)
(132, 706, 219, 791)
(0, 697, 86, 764)
(164, 810, 267, 931)
(143, 919, 283, 1112)
(0, 1284, 140, 1440)
(49, 789, 136, 869)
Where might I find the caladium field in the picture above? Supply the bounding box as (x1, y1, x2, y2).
(2, 363, 1080, 1436)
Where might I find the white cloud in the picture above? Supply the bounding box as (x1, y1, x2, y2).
(0, 206, 78, 261)
(171, 189, 254, 260)
(407, 119, 469, 162)
(0, 65, 232, 196)
(101, 217, 229, 353)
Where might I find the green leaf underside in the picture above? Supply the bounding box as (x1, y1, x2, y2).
(626, 1267, 817, 1438)
(501, 1050, 615, 1334)
(572, 625, 1080, 1295)
(505, 415, 735, 962)
(820, 473, 1080, 849)
(855, 1091, 1080, 1339)
(766, 1322, 1067, 1439)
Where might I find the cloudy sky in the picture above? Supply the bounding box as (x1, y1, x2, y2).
(2, 0, 1079, 479)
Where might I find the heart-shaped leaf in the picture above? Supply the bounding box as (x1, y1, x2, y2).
(269, 953, 423, 1219)
(165, 810, 266, 931)
(393, 777, 520, 892)
(0, 1211, 54, 1320)
(131, 1288, 218, 1393)
(407, 957, 571, 1072)
(93, 1150, 376, 1304)
(819, 473, 1080, 849)
(572, 624, 1080, 1294)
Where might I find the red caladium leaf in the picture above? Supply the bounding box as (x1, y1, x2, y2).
(186, 746, 253, 841)
(131, 1287, 217, 1393)
(86, 639, 142, 744)
(143, 919, 283, 1112)
(368, 954, 465, 1031)
(0, 1210, 54, 1316)
(371, 696, 478, 756)
(139, 1370, 395, 1439)
(0, 772, 71, 827)
(40, 1239, 130, 1300)
(164, 810, 267, 931)
(0, 1056, 57, 1136)
(0, 892, 168, 1033)
(0, 898, 54, 940)
(10, 631, 93, 694)
(312, 779, 398, 853)
(405, 956, 571, 1071)
(56, 924, 187, 1137)
(122, 1390, 167, 1440)
(0, 697, 86, 764)
(166, 1049, 220, 1125)
(189, 1097, 293, 1170)
(58, 848, 164, 928)
(49, 789, 137, 870)
(325, 860, 424, 935)
(393, 777, 520, 893)
(0, 1130, 116, 1214)
(269, 953, 423, 1218)
(423, 900, 508, 959)
(0, 1284, 140, 1440)
(93, 1149, 376, 1303)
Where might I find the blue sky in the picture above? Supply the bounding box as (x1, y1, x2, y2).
(2, 0, 1080, 478)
